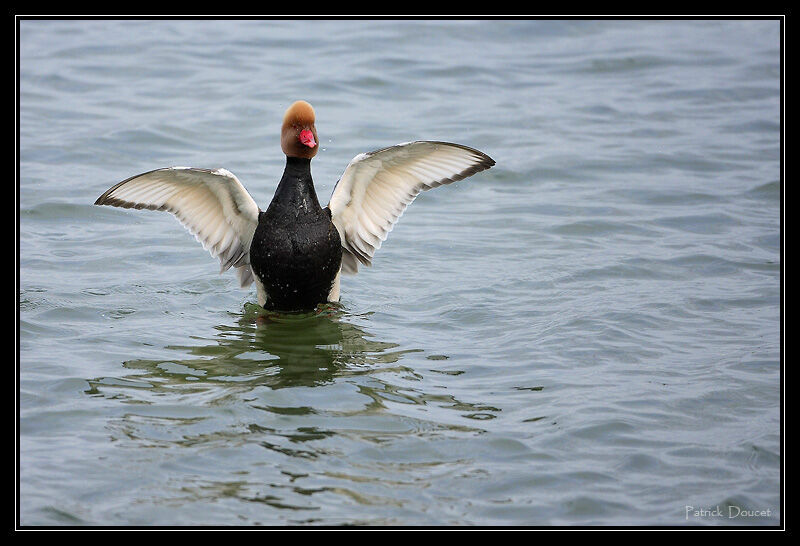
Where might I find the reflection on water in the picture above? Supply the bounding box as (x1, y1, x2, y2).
(76, 306, 498, 524)
(98, 305, 418, 392)
(85, 304, 498, 430)
(85, 305, 494, 452)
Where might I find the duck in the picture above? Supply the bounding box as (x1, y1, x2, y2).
(94, 100, 495, 312)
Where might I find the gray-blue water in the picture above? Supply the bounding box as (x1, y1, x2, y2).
(19, 19, 781, 526)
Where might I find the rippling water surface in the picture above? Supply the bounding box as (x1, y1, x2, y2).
(18, 19, 781, 526)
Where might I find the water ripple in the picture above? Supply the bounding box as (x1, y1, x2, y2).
(19, 18, 781, 526)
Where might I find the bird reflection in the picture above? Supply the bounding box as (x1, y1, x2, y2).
(119, 304, 414, 390)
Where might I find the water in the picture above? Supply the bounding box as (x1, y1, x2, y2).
(18, 19, 781, 526)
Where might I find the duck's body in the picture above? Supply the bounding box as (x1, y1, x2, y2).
(250, 156, 341, 310)
(95, 101, 494, 312)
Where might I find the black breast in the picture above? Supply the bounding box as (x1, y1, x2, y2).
(249, 157, 342, 311)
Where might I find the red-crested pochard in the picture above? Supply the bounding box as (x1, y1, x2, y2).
(95, 100, 495, 311)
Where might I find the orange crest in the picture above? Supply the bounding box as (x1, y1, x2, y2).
(281, 100, 319, 159)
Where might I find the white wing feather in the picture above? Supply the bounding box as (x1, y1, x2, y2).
(328, 141, 494, 274)
(95, 167, 260, 288)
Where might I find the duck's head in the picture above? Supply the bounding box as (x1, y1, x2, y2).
(281, 100, 319, 159)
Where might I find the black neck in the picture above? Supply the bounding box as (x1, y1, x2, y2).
(266, 156, 322, 216)
(282, 155, 312, 180)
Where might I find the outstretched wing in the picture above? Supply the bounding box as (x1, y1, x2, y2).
(94, 167, 260, 287)
(327, 141, 494, 274)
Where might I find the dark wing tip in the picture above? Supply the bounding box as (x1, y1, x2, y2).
(95, 181, 127, 206)
(458, 145, 495, 181)
(429, 140, 496, 174)
(418, 143, 495, 191)
(94, 187, 120, 206)
(94, 167, 173, 207)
